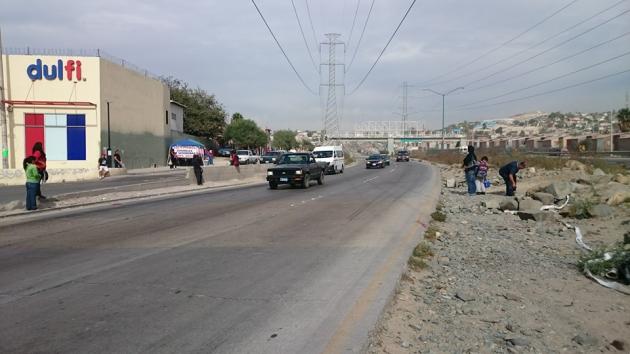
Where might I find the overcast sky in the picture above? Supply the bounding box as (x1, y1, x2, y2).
(2, 0, 629, 131)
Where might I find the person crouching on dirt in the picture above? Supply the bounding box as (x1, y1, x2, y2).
(192, 154, 204, 185)
(499, 160, 526, 196)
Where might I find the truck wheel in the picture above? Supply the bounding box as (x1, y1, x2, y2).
(302, 174, 310, 189)
(269, 182, 278, 190)
(317, 171, 324, 185)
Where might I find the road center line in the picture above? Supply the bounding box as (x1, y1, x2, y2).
(362, 176, 379, 183)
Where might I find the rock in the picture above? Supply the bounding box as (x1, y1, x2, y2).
(614, 174, 630, 185)
(518, 199, 543, 211)
(499, 198, 519, 211)
(408, 324, 422, 331)
(517, 211, 553, 222)
(506, 337, 530, 347)
(502, 292, 523, 302)
(438, 257, 450, 265)
(607, 191, 630, 206)
(528, 167, 536, 174)
(446, 178, 456, 188)
(544, 181, 575, 199)
(572, 334, 599, 346)
(592, 168, 606, 176)
(610, 339, 626, 351)
(589, 204, 614, 218)
(532, 192, 555, 205)
(481, 199, 500, 209)
(400, 341, 411, 348)
(565, 160, 588, 172)
(455, 291, 475, 302)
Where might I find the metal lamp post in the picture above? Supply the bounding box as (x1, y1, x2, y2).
(421, 87, 464, 150)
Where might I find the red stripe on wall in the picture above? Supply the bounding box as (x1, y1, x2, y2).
(25, 127, 45, 157)
(25, 113, 44, 126)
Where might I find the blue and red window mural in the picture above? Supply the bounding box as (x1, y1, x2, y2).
(25, 113, 87, 160)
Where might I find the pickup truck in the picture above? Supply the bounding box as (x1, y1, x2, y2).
(237, 150, 259, 164)
(266, 153, 326, 189)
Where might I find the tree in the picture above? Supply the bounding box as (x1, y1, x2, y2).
(617, 108, 630, 132)
(494, 127, 503, 135)
(231, 112, 244, 122)
(224, 118, 268, 148)
(299, 138, 315, 151)
(273, 130, 298, 150)
(519, 130, 526, 137)
(162, 77, 227, 139)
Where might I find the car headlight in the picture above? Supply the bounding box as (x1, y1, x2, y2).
(295, 170, 302, 175)
(267, 171, 273, 175)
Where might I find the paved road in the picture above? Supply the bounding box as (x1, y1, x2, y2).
(0, 161, 439, 354)
(0, 169, 188, 204)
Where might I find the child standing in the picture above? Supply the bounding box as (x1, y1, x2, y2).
(24, 156, 40, 210)
(475, 156, 489, 195)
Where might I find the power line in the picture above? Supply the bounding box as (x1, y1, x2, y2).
(348, 0, 418, 95)
(457, 30, 630, 95)
(419, 0, 580, 85)
(346, 0, 362, 55)
(346, 0, 376, 74)
(458, 8, 630, 90)
(456, 50, 630, 108)
(424, 0, 627, 87)
(291, 0, 319, 72)
(456, 69, 630, 111)
(251, 0, 317, 95)
(305, 0, 319, 52)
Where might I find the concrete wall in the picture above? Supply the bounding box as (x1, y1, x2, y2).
(99, 58, 170, 169)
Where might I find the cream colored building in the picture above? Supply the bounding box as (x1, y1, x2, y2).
(1, 52, 171, 185)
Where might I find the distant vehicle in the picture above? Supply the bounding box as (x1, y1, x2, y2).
(237, 150, 259, 164)
(312, 145, 344, 174)
(381, 154, 391, 166)
(218, 147, 232, 157)
(547, 148, 569, 156)
(266, 153, 325, 189)
(366, 154, 386, 169)
(261, 151, 283, 164)
(396, 150, 410, 162)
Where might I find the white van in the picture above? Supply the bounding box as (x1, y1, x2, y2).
(312, 145, 344, 174)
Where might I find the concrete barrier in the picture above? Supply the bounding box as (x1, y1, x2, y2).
(187, 164, 267, 184)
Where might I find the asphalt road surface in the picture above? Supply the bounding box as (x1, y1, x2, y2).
(0, 161, 439, 354)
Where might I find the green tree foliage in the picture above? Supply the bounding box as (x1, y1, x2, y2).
(273, 130, 298, 150)
(231, 112, 244, 122)
(224, 118, 268, 148)
(162, 77, 227, 138)
(299, 138, 315, 151)
(617, 108, 630, 132)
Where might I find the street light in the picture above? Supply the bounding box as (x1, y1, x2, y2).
(421, 87, 464, 150)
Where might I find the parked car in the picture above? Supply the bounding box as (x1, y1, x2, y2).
(266, 153, 325, 189)
(261, 151, 283, 164)
(366, 154, 386, 169)
(381, 154, 391, 166)
(237, 150, 259, 164)
(312, 145, 344, 174)
(396, 150, 410, 162)
(218, 147, 232, 157)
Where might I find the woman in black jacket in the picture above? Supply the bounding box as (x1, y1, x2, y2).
(462, 145, 478, 196)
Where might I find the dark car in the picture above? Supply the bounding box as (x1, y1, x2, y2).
(366, 154, 385, 169)
(396, 150, 410, 162)
(381, 154, 391, 166)
(218, 147, 232, 157)
(266, 153, 325, 189)
(261, 151, 283, 164)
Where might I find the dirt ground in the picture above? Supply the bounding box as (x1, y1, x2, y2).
(368, 163, 630, 354)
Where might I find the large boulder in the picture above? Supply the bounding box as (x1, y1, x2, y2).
(565, 160, 588, 172)
(598, 182, 630, 205)
(499, 198, 519, 211)
(481, 199, 500, 209)
(532, 192, 555, 205)
(614, 174, 630, 185)
(446, 178, 456, 188)
(517, 210, 554, 222)
(592, 168, 606, 176)
(589, 204, 614, 218)
(545, 181, 575, 199)
(518, 199, 544, 211)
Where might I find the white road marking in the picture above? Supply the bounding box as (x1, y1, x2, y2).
(362, 176, 379, 183)
(390, 168, 397, 173)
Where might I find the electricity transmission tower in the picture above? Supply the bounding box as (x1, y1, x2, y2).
(320, 33, 345, 140)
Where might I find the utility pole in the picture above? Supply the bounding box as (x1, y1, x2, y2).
(402, 81, 409, 149)
(107, 101, 112, 167)
(320, 33, 344, 141)
(0, 28, 8, 169)
(421, 87, 464, 150)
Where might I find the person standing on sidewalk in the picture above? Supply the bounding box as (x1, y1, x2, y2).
(230, 150, 240, 173)
(169, 147, 178, 169)
(24, 156, 40, 211)
(32, 142, 47, 199)
(192, 154, 204, 185)
(499, 160, 527, 196)
(113, 149, 124, 168)
(462, 145, 478, 196)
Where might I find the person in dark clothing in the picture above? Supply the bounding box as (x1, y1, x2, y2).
(192, 154, 204, 185)
(169, 148, 178, 169)
(499, 160, 527, 196)
(113, 149, 124, 168)
(462, 145, 478, 196)
(32, 142, 47, 199)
